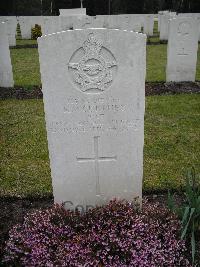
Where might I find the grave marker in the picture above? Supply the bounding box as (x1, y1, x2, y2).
(0, 22, 14, 87)
(1, 17, 17, 46)
(38, 29, 146, 209)
(166, 17, 198, 82)
(59, 8, 86, 16)
(18, 17, 32, 39)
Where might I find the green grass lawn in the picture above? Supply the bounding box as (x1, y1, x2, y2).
(153, 20, 158, 34)
(10, 21, 200, 85)
(10, 48, 41, 87)
(146, 44, 167, 82)
(10, 43, 200, 86)
(0, 95, 199, 197)
(148, 36, 160, 43)
(16, 39, 37, 46)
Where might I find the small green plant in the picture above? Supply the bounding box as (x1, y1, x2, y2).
(168, 168, 200, 265)
(31, 24, 42, 40)
(16, 23, 22, 39)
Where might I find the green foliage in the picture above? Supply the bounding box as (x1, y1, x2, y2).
(31, 24, 42, 40)
(16, 23, 21, 40)
(168, 168, 200, 264)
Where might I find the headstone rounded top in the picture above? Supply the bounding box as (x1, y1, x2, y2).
(38, 27, 146, 40)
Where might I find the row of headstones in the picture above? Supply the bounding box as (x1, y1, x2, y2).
(0, 15, 199, 88)
(1, 12, 200, 47)
(0, 20, 198, 208)
(0, 14, 155, 46)
(37, 21, 200, 208)
(158, 11, 200, 41)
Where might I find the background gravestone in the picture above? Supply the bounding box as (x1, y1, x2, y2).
(73, 16, 104, 29)
(0, 22, 14, 87)
(42, 16, 61, 35)
(143, 15, 154, 36)
(0, 17, 17, 46)
(38, 28, 146, 210)
(159, 14, 170, 41)
(18, 17, 32, 39)
(59, 8, 86, 16)
(166, 17, 198, 82)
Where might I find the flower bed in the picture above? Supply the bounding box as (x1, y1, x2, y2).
(3, 200, 191, 266)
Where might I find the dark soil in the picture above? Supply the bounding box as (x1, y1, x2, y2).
(145, 81, 200, 95)
(10, 44, 38, 49)
(0, 86, 43, 100)
(0, 82, 200, 100)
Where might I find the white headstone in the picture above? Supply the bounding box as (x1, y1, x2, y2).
(60, 16, 74, 31)
(158, 11, 169, 31)
(59, 8, 86, 16)
(166, 17, 198, 82)
(1, 17, 17, 46)
(30, 16, 44, 28)
(73, 16, 104, 29)
(18, 16, 32, 39)
(95, 15, 142, 32)
(143, 15, 154, 36)
(198, 18, 200, 41)
(158, 11, 163, 32)
(38, 29, 146, 210)
(118, 15, 142, 32)
(42, 16, 61, 35)
(0, 22, 14, 87)
(178, 13, 200, 41)
(159, 14, 170, 41)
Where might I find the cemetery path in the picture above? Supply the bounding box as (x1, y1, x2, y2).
(0, 82, 200, 100)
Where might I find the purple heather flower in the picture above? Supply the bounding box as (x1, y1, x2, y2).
(3, 199, 191, 266)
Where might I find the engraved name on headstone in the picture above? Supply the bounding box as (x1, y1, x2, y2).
(38, 29, 146, 209)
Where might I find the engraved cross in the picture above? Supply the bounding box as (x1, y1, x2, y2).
(76, 136, 117, 196)
(178, 46, 188, 56)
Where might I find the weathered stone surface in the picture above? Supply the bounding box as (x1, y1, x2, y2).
(73, 16, 104, 29)
(166, 17, 198, 82)
(158, 11, 170, 32)
(143, 15, 154, 36)
(42, 16, 62, 35)
(60, 16, 74, 31)
(38, 29, 146, 209)
(95, 15, 142, 32)
(118, 15, 142, 32)
(18, 16, 32, 39)
(159, 14, 170, 41)
(178, 13, 200, 41)
(0, 17, 17, 46)
(59, 8, 86, 16)
(160, 12, 176, 41)
(0, 22, 14, 87)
